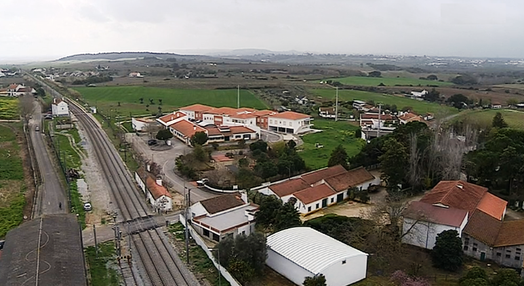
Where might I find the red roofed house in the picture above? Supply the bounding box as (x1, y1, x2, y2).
(134, 167, 172, 212)
(401, 181, 524, 270)
(190, 192, 259, 242)
(359, 112, 397, 141)
(255, 165, 379, 215)
(168, 119, 207, 145)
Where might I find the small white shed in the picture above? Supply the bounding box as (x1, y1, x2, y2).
(266, 227, 368, 286)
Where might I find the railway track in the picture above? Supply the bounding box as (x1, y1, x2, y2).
(64, 100, 197, 286)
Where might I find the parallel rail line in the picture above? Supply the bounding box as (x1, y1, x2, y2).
(65, 99, 195, 286)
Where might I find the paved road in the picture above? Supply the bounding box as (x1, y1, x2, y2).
(128, 134, 218, 203)
(30, 100, 67, 215)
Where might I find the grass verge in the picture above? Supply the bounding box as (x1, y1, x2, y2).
(168, 222, 230, 286)
(85, 241, 121, 286)
(0, 193, 25, 238)
(300, 119, 365, 170)
(69, 180, 86, 229)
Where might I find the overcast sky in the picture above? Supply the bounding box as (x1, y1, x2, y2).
(1, 0, 523, 61)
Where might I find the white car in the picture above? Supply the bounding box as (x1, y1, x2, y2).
(83, 203, 92, 211)
(196, 178, 209, 186)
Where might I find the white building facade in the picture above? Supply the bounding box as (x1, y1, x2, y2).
(52, 98, 69, 117)
(266, 227, 368, 286)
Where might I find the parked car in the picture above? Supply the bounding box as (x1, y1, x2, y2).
(83, 202, 92, 211)
(35, 126, 39, 132)
(0, 240, 5, 250)
(197, 178, 209, 186)
(147, 139, 158, 146)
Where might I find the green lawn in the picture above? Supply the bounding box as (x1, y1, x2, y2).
(452, 109, 524, 130)
(74, 86, 269, 118)
(325, 76, 453, 87)
(313, 89, 457, 116)
(300, 119, 365, 170)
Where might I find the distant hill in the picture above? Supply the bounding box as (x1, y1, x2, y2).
(55, 52, 213, 62)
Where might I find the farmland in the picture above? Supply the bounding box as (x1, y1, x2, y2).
(299, 119, 364, 170)
(73, 86, 268, 117)
(0, 124, 25, 238)
(0, 98, 20, 120)
(451, 109, 524, 130)
(313, 88, 457, 116)
(325, 76, 453, 87)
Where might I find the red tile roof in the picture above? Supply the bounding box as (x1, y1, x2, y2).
(232, 113, 257, 119)
(420, 180, 488, 217)
(477, 193, 507, 220)
(324, 167, 376, 191)
(495, 220, 524, 247)
(199, 194, 245, 214)
(403, 201, 468, 227)
(179, 104, 214, 112)
(293, 183, 336, 205)
(270, 111, 310, 120)
(169, 119, 206, 138)
(301, 165, 347, 185)
(145, 176, 171, 199)
(158, 112, 186, 124)
(253, 110, 276, 116)
(269, 178, 310, 198)
(463, 210, 502, 246)
(228, 126, 256, 134)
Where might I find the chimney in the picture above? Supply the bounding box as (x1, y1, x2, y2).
(457, 184, 463, 189)
(193, 126, 196, 130)
(240, 191, 248, 204)
(156, 176, 163, 186)
(146, 163, 151, 172)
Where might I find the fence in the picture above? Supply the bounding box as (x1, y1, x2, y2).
(202, 183, 244, 194)
(179, 214, 241, 286)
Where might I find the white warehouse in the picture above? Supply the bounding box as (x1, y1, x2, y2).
(266, 227, 368, 286)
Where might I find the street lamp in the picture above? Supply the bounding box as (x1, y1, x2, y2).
(209, 247, 221, 286)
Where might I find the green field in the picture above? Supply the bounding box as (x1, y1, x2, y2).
(85, 242, 120, 286)
(452, 109, 524, 130)
(325, 76, 453, 87)
(0, 124, 25, 238)
(74, 86, 269, 118)
(313, 89, 457, 116)
(0, 98, 20, 120)
(299, 119, 365, 170)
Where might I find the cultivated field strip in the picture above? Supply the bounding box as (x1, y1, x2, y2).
(67, 101, 195, 286)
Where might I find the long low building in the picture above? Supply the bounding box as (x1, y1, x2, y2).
(254, 165, 380, 215)
(266, 227, 368, 286)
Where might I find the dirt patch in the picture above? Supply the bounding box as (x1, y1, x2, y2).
(76, 121, 117, 225)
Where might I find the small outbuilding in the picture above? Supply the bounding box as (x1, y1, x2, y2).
(266, 227, 368, 286)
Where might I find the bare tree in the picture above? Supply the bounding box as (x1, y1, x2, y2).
(19, 93, 35, 124)
(407, 133, 425, 190)
(144, 122, 162, 139)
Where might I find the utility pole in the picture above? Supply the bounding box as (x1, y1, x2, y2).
(237, 85, 240, 109)
(185, 184, 190, 264)
(377, 103, 382, 138)
(93, 224, 98, 258)
(335, 87, 339, 122)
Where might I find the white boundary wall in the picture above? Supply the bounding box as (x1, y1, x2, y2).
(179, 214, 241, 286)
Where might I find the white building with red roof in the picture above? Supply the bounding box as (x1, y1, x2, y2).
(51, 98, 69, 117)
(402, 180, 507, 250)
(135, 167, 172, 212)
(254, 165, 379, 215)
(157, 103, 313, 145)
